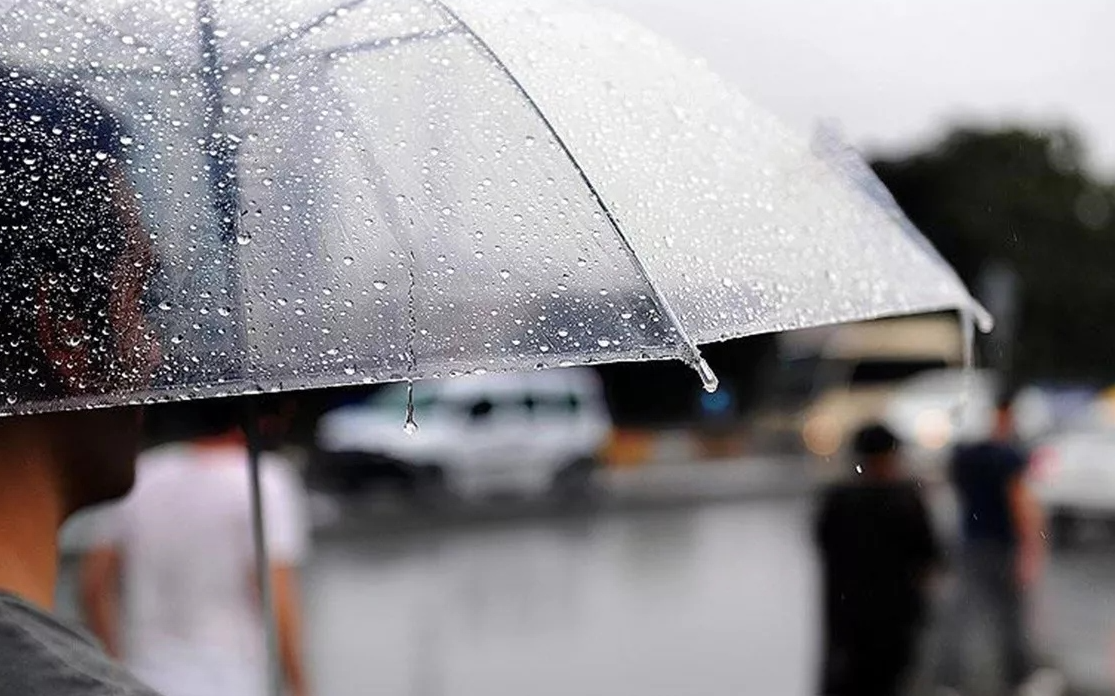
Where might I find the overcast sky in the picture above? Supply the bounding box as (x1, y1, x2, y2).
(596, 0, 1115, 174)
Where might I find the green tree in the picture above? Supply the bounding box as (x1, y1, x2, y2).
(872, 127, 1115, 383)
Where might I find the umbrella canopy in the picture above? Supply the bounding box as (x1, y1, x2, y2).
(0, 0, 983, 416)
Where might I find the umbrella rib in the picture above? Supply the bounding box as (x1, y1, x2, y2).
(431, 0, 714, 383)
(45, 0, 164, 59)
(266, 26, 462, 66)
(224, 0, 371, 71)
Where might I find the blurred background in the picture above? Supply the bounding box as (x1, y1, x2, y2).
(56, 1, 1115, 695)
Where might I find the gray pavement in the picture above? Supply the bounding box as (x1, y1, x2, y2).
(304, 498, 820, 696)
(55, 458, 1115, 695)
(309, 456, 815, 535)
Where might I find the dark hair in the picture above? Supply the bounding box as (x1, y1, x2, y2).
(852, 423, 899, 459)
(0, 66, 132, 401)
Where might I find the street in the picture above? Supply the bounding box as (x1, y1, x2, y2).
(300, 484, 1115, 696)
(305, 498, 818, 696)
(53, 462, 1115, 696)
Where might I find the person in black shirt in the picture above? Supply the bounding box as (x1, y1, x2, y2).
(936, 396, 1050, 695)
(816, 424, 941, 696)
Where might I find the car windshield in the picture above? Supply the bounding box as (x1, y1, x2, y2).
(849, 359, 950, 386)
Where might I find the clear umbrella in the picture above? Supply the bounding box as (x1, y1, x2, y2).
(0, 0, 985, 417)
(0, 0, 986, 692)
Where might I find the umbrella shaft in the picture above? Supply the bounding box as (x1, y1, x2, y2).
(245, 404, 284, 696)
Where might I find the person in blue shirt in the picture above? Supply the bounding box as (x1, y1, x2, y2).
(936, 394, 1053, 695)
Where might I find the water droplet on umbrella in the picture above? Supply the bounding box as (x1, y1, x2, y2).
(597, 338, 612, 347)
(170, 335, 184, 345)
(499, 269, 511, 280)
(721, 277, 734, 288)
(94, 151, 108, 161)
(236, 230, 252, 245)
(524, 135, 536, 146)
(217, 307, 231, 317)
(342, 256, 354, 266)
(255, 95, 270, 104)
(158, 301, 172, 311)
(372, 280, 388, 291)
(119, 135, 134, 145)
(403, 380, 418, 434)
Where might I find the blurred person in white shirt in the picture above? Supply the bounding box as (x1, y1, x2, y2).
(79, 399, 311, 696)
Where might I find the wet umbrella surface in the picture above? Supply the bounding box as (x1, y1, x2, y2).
(0, 0, 983, 416)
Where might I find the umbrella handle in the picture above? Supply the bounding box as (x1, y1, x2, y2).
(244, 400, 285, 696)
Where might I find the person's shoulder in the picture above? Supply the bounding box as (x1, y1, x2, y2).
(819, 480, 860, 507)
(892, 479, 929, 508)
(994, 442, 1028, 470)
(0, 595, 160, 695)
(952, 440, 1001, 468)
(888, 477, 922, 494)
(952, 441, 980, 461)
(136, 442, 190, 472)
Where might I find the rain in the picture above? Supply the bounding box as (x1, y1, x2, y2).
(0, 1, 1109, 696)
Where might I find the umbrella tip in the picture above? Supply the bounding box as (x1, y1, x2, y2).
(693, 356, 719, 393)
(403, 380, 419, 435)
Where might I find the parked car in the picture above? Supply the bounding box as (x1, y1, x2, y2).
(313, 369, 611, 498)
(1030, 402, 1115, 545)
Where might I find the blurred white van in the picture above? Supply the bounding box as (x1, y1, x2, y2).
(882, 369, 1053, 478)
(314, 369, 611, 498)
(882, 368, 996, 476)
(799, 315, 962, 460)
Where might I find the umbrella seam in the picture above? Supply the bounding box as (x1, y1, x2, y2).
(431, 0, 707, 373)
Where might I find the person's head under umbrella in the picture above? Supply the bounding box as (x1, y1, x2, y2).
(0, 67, 157, 609)
(852, 422, 901, 480)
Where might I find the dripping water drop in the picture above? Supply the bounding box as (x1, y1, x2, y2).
(403, 380, 418, 435)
